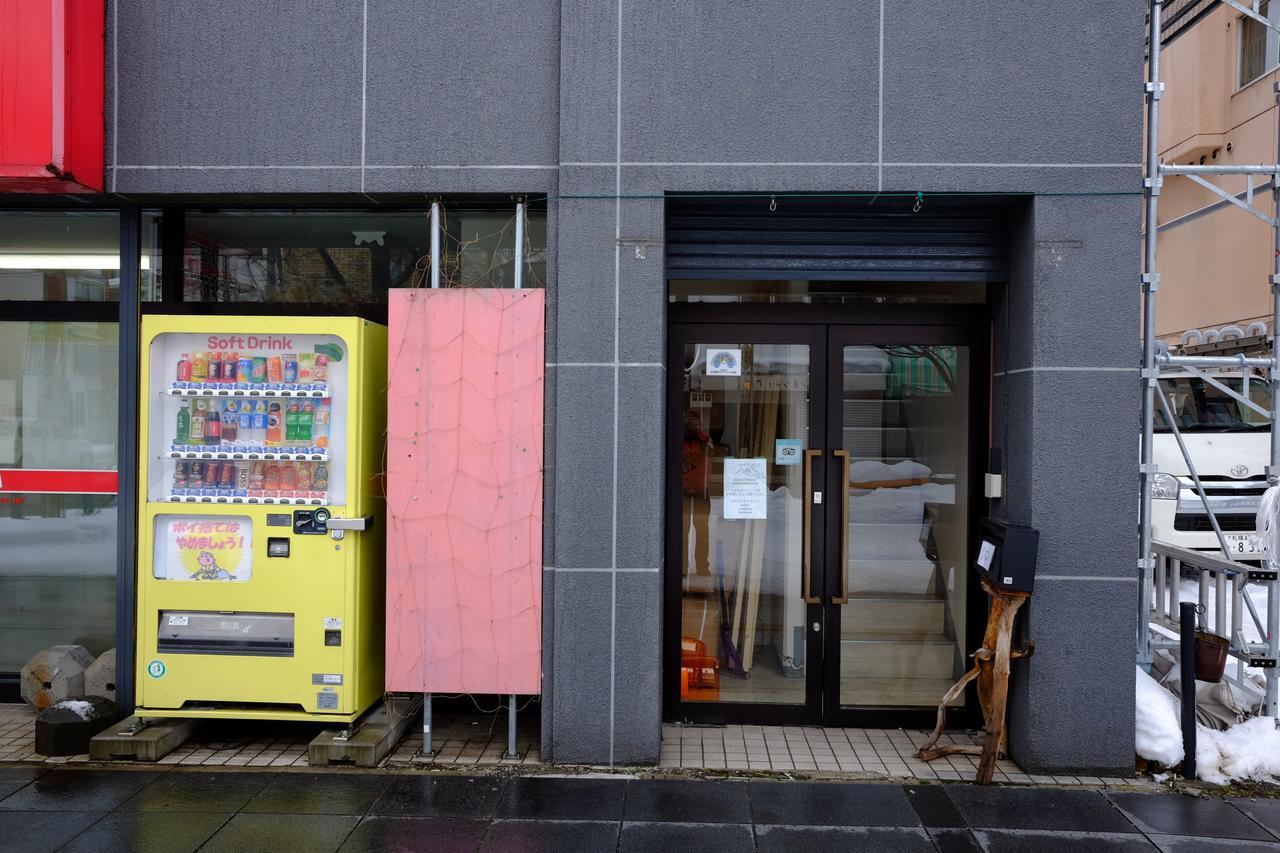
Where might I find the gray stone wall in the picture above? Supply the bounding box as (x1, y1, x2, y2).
(106, 1, 1141, 770)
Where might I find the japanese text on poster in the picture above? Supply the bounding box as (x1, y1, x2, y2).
(723, 458, 767, 519)
(154, 515, 253, 581)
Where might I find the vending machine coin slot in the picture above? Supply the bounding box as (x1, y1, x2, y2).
(292, 508, 330, 535)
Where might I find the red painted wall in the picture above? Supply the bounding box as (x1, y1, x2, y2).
(0, 0, 105, 193)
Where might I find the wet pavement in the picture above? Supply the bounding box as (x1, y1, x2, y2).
(2, 766, 1280, 852)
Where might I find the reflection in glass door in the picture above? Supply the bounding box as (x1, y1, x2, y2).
(678, 340, 814, 708)
(830, 343, 971, 711)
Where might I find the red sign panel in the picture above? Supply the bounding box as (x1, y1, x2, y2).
(0, 469, 118, 494)
(0, 0, 105, 193)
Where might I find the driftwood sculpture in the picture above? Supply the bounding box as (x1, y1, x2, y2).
(915, 575, 1035, 784)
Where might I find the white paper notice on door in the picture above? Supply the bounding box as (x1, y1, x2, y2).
(723, 458, 767, 519)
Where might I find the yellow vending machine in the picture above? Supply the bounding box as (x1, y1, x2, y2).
(135, 316, 387, 722)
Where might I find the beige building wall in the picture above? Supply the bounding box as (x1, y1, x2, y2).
(1156, 5, 1278, 345)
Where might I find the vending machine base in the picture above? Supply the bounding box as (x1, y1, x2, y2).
(134, 316, 387, 723)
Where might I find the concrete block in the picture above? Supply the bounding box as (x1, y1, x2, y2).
(310, 694, 420, 767)
(615, 366, 665, 568)
(550, 571, 613, 763)
(21, 645, 95, 711)
(84, 648, 117, 703)
(89, 715, 203, 762)
(35, 697, 119, 757)
(612, 571, 662, 764)
(552, 365, 615, 569)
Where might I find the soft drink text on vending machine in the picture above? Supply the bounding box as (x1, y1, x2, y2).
(207, 336, 295, 351)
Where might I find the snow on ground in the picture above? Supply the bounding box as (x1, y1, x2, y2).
(1136, 664, 1280, 784)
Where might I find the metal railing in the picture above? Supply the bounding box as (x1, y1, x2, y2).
(1149, 542, 1275, 707)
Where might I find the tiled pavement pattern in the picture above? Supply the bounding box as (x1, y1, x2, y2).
(0, 704, 540, 768)
(2, 768, 1280, 852)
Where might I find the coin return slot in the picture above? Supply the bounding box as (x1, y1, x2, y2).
(267, 538, 290, 558)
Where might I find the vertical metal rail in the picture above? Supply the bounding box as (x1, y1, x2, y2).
(430, 201, 442, 290)
(1268, 82, 1280, 716)
(1139, 0, 1165, 669)
(514, 199, 525, 291)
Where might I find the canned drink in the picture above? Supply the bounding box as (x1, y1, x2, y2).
(219, 460, 234, 488)
(264, 462, 281, 491)
(283, 354, 298, 383)
(235, 461, 250, 492)
(223, 352, 238, 382)
(298, 353, 314, 382)
(249, 461, 266, 490)
(296, 460, 312, 491)
(267, 356, 283, 383)
(281, 461, 298, 491)
(237, 355, 254, 384)
(173, 460, 189, 489)
(189, 460, 206, 488)
(207, 353, 223, 382)
(312, 462, 329, 491)
(251, 357, 268, 384)
(313, 355, 328, 382)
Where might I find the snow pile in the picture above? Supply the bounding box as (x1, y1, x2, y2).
(52, 699, 95, 721)
(1196, 717, 1280, 785)
(1136, 665, 1184, 766)
(1137, 667, 1280, 784)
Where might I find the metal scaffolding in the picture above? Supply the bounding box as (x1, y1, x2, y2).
(1142, 0, 1280, 716)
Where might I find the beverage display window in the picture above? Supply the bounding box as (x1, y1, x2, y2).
(145, 332, 348, 506)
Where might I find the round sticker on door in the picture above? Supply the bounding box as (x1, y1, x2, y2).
(146, 659, 167, 679)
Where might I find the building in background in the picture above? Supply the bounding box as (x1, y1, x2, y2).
(1157, 0, 1280, 349)
(1, 2, 1139, 774)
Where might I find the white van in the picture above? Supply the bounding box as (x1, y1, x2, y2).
(1151, 370, 1272, 560)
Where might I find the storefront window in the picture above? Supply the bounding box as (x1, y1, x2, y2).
(0, 210, 159, 302)
(0, 321, 119, 671)
(181, 207, 546, 302)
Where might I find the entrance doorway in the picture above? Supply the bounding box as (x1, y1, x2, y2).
(665, 306, 988, 727)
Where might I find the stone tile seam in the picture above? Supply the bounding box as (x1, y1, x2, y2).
(1038, 575, 1139, 583)
(110, 0, 118, 192)
(609, 0, 624, 770)
(109, 164, 560, 171)
(360, 0, 368, 194)
(545, 567, 660, 573)
(548, 362, 663, 368)
(877, 0, 885, 192)
(995, 367, 1139, 377)
(560, 161, 1142, 168)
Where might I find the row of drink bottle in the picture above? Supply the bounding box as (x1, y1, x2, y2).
(172, 459, 329, 496)
(177, 351, 328, 385)
(175, 398, 331, 449)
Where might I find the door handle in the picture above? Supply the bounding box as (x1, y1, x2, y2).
(802, 449, 822, 604)
(327, 515, 375, 540)
(832, 450, 851, 605)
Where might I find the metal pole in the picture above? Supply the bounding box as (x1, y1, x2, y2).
(1180, 601, 1198, 780)
(507, 695, 518, 758)
(1268, 81, 1280, 717)
(514, 201, 525, 290)
(1157, 389, 1237, 560)
(1139, 0, 1165, 669)
(430, 202, 441, 289)
(423, 693, 433, 757)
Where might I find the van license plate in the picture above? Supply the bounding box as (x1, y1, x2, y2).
(1225, 533, 1263, 555)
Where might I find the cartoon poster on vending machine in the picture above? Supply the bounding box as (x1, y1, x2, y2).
(153, 515, 253, 581)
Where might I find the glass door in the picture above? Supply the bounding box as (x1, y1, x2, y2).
(823, 330, 976, 722)
(668, 324, 825, 722)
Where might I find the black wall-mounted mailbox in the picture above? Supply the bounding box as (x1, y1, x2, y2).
(975, 518, 1039, 594)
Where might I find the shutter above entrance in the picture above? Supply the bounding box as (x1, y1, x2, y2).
(665, 196, 1010, 282)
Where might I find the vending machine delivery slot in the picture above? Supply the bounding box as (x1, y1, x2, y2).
(136, 317, 386, 721)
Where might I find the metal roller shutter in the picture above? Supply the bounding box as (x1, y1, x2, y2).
(665, 195, 1010, 282)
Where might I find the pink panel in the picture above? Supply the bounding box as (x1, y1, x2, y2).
(386, 288, 544, 695)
